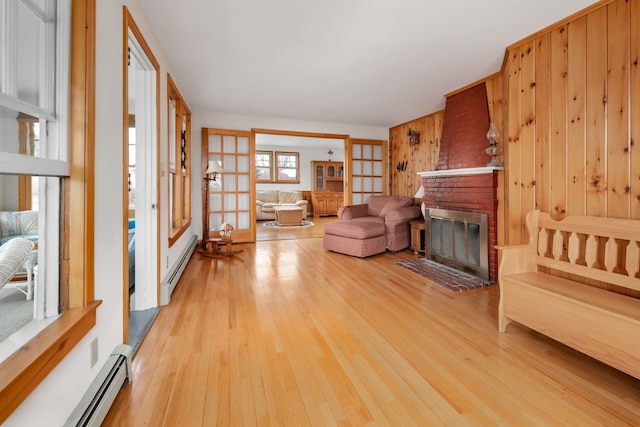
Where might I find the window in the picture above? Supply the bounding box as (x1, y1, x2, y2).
(275, 151, 299, 183)
(255, 150, 272, 182)
(0, 0, 97, 421)
(1, 0, 65, 322)
(168, 74, 191, 246)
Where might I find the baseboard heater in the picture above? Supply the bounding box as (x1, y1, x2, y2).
(160, 234, 197, 305)
(64, 344, 132, 427)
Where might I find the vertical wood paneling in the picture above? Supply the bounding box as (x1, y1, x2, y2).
(486, 74, 506, 246)
(550, 26, 569, 219)
(606, 0, 631, 218)
(630, 0, 640, 220)
(389, 0, 638, 244)
(389, 111, 443, 197)
(507, 46, 523, 242)
(420, 115, 435, 174)
(535, 33, 551, 215)
(432, 113, 443, 171)
(503, 0, 638, 242)
(567, 17, 587, 216)
(485, 75, 504, 129)
(585, 7, 608, 217)
(520, 41, 537, 226)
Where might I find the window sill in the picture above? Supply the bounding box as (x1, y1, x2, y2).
(169, 219, 191, 247)
(0, 300, 101, 423)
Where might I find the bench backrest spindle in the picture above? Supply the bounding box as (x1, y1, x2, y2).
(526, 210, 640, 293)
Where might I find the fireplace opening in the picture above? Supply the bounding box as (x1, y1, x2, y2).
(426, 208, 489, 281)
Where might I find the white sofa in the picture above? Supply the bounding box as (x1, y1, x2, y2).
(256, 190, 308, 220)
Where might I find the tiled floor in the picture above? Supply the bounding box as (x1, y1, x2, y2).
(396, 258, 495, 292)
(129, 307, 159, 356)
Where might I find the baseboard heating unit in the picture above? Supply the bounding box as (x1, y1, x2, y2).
(161, 234, 198, 305)
(64, 344, 132, 427)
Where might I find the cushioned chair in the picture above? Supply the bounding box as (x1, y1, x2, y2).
(323, 195, 420, 257)
(0, 211, 38, 246)
(0, 238, 35, 294)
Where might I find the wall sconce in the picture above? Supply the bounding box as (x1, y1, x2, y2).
(407, 128, 420, 148)
(327, 149, 333, 161)
(485, 123, 503, 167)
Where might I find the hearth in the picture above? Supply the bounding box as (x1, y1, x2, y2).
(426, 208, 489, 281)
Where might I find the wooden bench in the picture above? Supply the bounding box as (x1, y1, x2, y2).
(498, 210, 640, 380)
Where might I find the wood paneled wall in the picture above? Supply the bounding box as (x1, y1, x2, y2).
(389, 111, 444, 197)
(504, 0, 640, 243)
(389, 0, 638, 249)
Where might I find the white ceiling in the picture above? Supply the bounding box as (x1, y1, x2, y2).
(138, 0, 598, 128)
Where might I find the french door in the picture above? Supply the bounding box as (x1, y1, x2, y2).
(346, 138, 388, 204)
(202, 128, 254, 242)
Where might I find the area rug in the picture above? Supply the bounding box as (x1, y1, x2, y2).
(263, 220, 314, 228)
(0, 287, 33, 342)
(396, 258, 495, 292)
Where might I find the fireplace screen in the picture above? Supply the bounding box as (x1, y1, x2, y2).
(426, 208, 489, 280)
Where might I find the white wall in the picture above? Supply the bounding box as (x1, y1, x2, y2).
(0, 176, 18, 211)
(255, 144, 344, 191)
(3, 0, 195, 425)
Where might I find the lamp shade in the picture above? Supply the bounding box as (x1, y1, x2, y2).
(414, 186, 426, 218)
(205, 160, 224, 175)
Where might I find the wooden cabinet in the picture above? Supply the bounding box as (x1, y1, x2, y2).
(313, 192, 344, 217)
(312, 161, 344, 217)
(313, 161, 343, 191)
(410, 219, 426, 254)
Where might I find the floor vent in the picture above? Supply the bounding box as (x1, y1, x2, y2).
(161, 234, 197, 305)
(64, 344, 132, 427)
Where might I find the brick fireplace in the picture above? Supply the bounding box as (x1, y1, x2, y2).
(417, 83, 501, 281)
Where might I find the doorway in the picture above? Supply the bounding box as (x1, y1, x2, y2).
(253, 129, 348, 242)
(123, 9, 160, 353)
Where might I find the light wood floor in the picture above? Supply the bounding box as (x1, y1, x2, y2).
(104, 238, 640, 426)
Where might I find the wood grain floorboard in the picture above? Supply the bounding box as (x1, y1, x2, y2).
(104, 237, 640, 426)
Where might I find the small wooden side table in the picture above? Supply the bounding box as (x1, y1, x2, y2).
(410, 219, 426, 255)
(198, 238, 243, 258)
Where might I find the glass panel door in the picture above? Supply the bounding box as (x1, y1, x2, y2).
(203, 128, 254, 243)
(346, 139, 387, 205)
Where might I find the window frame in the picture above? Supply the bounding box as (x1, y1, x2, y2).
(275, 151, 300, 183)
(255, 150, 272, 183)
(167, 74, 191, 246)
(17, 114, 38, 210)
(0, 0, 98, 422)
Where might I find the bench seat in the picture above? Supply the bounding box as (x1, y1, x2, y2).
(502, 272, 640, 322)
(498, 210, 640, 380)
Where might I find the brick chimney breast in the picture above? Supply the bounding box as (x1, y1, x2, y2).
(422, 82, 499, 281)
(437, 83, 491, 170)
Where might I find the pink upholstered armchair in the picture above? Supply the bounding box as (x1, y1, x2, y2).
(324, 195, 421, 257)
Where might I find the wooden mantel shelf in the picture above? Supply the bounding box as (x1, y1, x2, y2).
(417, 166, 504, 178)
